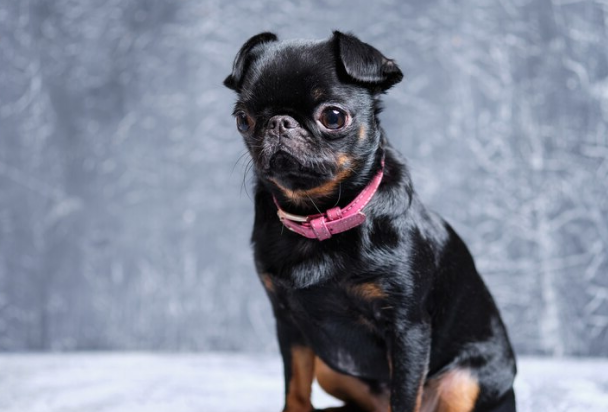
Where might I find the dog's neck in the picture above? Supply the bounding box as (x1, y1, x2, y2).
(271, 158, 385, 241)
(265, 149, 385, 216)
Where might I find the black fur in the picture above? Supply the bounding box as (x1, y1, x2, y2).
(225, 31, 516, 412)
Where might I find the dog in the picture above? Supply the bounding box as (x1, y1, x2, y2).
(224, 31, 517, 412)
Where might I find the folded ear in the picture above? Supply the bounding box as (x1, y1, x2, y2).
(332, 31, 403, 92)
(224, 32, 278, 92)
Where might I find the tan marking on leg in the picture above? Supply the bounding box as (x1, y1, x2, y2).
(315, 357, 389, 412)
(259, 273, 275, 293)
(350, 282, 387, 300)
(421, 369, 480, 412)
(285, 346, 315, 412)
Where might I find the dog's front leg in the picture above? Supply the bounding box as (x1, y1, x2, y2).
(276, 318, 315, 412)
(389, 321, 431, 412)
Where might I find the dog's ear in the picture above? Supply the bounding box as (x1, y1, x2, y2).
(332, 31, 403, 92)
(224, 32, 278, 92)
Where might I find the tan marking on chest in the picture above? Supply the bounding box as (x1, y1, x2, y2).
(350, 282, 387, 300)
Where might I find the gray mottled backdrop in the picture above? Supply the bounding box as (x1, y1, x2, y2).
(1, 0, 607, 356)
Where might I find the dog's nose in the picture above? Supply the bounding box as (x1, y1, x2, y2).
(268, 115, 299, 134)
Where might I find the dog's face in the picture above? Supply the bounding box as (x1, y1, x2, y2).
(224, 32, 403, 199)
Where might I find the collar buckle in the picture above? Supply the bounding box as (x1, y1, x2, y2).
(277, 209, 310, 223)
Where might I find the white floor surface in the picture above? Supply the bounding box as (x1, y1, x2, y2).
(0, 353, 607, 412)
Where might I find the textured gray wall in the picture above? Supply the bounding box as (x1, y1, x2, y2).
(1, 0, 607, 355)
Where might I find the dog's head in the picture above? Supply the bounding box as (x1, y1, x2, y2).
(224, 31, 403, 204)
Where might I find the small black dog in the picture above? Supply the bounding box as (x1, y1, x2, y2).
(224, 32, 516, 412)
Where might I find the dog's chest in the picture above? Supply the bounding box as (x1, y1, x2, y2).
(277, 281, 391, 381)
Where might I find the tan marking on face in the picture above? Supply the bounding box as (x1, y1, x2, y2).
(358, 124, 367, 140)
(350, 282, 387, 300)
(421, 368, 480, 412)
(312, 87, 324, 100)
(270, 154, 354, 204)
(337, 154, 351, 167)
(259, 273, 274, 293)
(315, 356, 389, 412)
(285, 346, 315, 412)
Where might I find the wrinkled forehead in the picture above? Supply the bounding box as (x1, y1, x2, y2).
(241, 40, 343, 111)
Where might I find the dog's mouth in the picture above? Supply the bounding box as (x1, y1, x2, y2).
(259, 147, 337, 192)
(263, 151, 324, 188)
(268, 151, 310, 175)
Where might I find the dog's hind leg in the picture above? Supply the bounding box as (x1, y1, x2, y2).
(315, 357, 389, 412)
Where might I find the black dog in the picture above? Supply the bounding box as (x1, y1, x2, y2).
(224, 31, 516, 412)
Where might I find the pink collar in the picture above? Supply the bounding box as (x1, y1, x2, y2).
(273, 162, 385, 241)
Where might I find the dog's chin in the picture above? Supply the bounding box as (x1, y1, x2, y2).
(261, 151, 332, 192)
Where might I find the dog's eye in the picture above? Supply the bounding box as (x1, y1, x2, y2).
(320, 107, 347, 130)
(235, 111, 254, 133)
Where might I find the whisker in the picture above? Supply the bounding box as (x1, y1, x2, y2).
(231, 150, 251, 179)
(241, 158, 255, 202)
(307, 194, 323, 215)
(333, 183, 342, 208)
